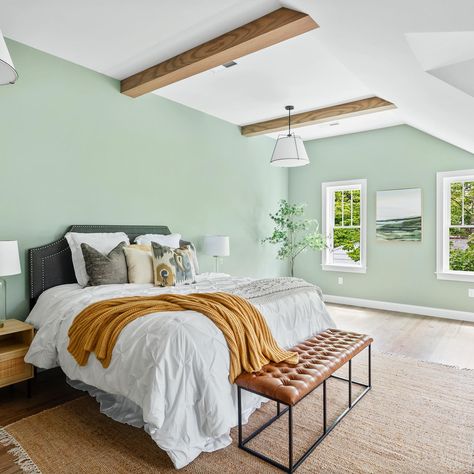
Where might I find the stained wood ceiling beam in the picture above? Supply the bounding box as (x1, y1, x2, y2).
(240, 97, 396, 137)
(121, 8, 318, 98)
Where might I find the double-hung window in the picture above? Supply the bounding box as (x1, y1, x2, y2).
(322, 179, 367, 273)
(436, 169, 474, 281)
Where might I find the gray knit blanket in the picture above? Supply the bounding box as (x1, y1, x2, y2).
(232, 277, 322, 304)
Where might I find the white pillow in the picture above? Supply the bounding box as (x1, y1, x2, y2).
(123, 245, 154, 284)
(65, 232, 130, 287)
(134, 233, 181, 248)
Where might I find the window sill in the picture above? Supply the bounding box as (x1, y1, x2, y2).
(436, 271, 474, 282)
(322, 264, 367, 274)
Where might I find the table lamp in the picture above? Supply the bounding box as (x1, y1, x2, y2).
(203, 235, 230, 272)
(0, 241, 21, 327)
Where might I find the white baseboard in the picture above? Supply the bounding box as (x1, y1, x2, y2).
(323, 294, 474, 323)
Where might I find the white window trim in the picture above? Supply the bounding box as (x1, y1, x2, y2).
(436, 169, 474, 282)
(322, 179, 367, 273)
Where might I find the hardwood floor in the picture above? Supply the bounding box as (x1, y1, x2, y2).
(328, 303, 474, 369)
(0, 305, 472, 428)
(0, 368, 82, 426)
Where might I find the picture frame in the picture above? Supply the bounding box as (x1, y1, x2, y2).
(376, 188, 422, 241)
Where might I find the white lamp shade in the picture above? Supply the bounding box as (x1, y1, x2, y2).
(0, 241, 21, 277)
(270, 134, 309, 167)
(203, 235, 230, 257)
(0, 30, 18, 85)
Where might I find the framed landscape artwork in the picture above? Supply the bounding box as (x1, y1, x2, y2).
(376, 188, 422, 241)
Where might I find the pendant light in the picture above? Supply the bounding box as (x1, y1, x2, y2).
(0, 29, 18, 85)
(270, 105, 309, 167)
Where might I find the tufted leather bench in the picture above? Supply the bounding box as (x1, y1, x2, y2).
(236, 328, 373, 473)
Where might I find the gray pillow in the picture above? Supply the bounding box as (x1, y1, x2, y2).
(81, 241, 128, 286)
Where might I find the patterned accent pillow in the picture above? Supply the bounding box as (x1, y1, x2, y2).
(81, 242, 128, 286)
(179, 241, 200, 274)
(151, 242, 195, 287)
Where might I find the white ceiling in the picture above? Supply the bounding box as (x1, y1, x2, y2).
(1, 0, 474, 151)
(0, 0, 280, 78)
(429, 59, 474, 99)
(153, 30, 376, 125)
(406, 31, 474, 99)
(405, 32, 474, 71)
(267, 108, 402, 141)
(289, 0, 474, 151)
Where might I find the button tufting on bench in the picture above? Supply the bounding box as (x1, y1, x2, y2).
(235, 328, 373, 406)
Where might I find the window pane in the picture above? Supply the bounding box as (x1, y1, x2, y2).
(450, 182, 463, 225)
(333, 228, 360, 264)
(465, 181, 474, 225)
(334, 191, 342, 226)
(343, 190, 352, 226)
(449, 227, 474, 271)
(352, 190, 361, 226)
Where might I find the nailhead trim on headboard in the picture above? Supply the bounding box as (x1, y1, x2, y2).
(28, 225, 173, 307)
(29, 237, 68, 299)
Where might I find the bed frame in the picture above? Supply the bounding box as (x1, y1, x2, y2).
(28, 225, 173, 308)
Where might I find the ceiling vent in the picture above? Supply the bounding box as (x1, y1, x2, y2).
(210, 61, 238, 74)
(222, 61, 237, 68)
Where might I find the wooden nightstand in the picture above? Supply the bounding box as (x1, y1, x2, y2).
(0, 320, 34, 397)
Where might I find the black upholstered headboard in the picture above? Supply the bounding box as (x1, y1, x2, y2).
(28, 225, 173, 307)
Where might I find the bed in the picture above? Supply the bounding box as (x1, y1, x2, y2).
(25, 225, 335, 469)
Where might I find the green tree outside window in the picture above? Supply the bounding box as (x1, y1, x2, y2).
(332, 189, 361, 263)
(449, 181, 474, 271)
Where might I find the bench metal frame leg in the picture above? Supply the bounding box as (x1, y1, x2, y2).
(237, 344, 372, 473)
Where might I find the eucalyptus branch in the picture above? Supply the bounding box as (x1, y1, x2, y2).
(292, 244, 308, 259)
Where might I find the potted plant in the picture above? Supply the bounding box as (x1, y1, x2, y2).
(262, 200, 325, 277)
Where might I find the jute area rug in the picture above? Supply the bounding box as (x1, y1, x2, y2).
(1, 351, 473, 474)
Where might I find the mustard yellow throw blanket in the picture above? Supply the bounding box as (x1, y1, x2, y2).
(67, 292, 298, 382)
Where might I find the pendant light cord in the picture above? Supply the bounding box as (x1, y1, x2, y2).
(288, 107, 291, 137)
(285, 105, 294, 137)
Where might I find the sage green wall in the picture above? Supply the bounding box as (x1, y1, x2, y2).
(0, 40, 287, 319)
(289, 125, 474, 313)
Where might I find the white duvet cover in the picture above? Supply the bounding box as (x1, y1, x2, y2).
(25, 273, 334, 469)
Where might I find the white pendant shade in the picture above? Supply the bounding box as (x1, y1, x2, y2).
(0, 30, 18, 85)
(0, 241, 21, 277)
(270, 133, 310, 167)
(203, 235, 230, 257)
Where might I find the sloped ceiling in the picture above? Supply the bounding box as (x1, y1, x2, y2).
(288, 0, 474, 151)
(406, 31, 474, 99)
(0, 0, 473, 152)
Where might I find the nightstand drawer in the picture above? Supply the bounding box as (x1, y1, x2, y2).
(0, 350, 33, 388)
